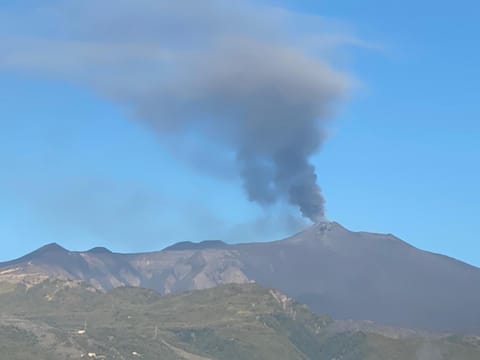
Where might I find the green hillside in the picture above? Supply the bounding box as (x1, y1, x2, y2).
(0, 280, 479, 359)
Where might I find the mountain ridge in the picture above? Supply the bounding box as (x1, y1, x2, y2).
(2, 221, 480, 334)
(3, 279, 480, 359)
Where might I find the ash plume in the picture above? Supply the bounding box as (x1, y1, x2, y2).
(0, 0, 352, 221)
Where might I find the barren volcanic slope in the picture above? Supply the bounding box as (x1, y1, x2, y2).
(2, 222, 480, 334)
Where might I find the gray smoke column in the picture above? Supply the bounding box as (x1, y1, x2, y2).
(0, 0, 352, 221)
(139, 39, 348, 221)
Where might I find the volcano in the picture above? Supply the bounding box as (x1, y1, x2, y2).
(1, 221, 480, 334)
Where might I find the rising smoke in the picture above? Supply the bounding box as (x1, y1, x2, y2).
(0, 0, 352, 221)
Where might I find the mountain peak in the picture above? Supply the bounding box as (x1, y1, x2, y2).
(283, 220, 343, 243)
(163, 240, 228, 251)
(0, 242, 71, 268)
(87, 246, 113, 254)
(311, 220, 342, 231)
(34, 242, 69, 254)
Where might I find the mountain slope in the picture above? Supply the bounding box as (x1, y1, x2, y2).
(2, 221, 480, 334)
(234, 222, 480, 333)
(1, 280, 480, 360)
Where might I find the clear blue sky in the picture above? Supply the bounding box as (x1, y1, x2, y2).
(1, 0, 479, 265)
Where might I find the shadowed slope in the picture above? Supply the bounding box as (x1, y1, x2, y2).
(1, 221, 480, 334)
(1, 280, 480, 360)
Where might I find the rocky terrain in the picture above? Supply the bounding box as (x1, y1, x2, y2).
(2, 221, 480, 334)
(1, 279, 480, 360)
